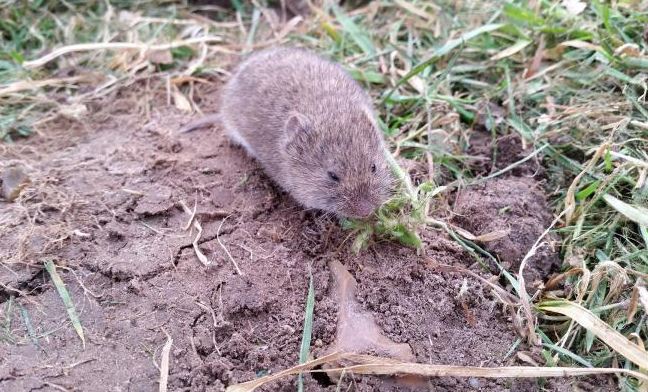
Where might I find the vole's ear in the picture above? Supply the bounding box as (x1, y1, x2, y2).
(284, 112, 311, 140)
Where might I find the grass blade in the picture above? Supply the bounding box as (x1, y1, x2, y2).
(346, 68, 385, 84)
(332, 6, 375, 56)
(18, 303, 39, 348)
(1, 296, 15, 344)
(44, 260, 85, 348)
(542, 342, 593, 368)
(603, 194, 648, 227)
(503, 3, 545, 26)
(538, 300, 648, 369)
(490, 39, 532, 61)
(297, 273, 316, 392)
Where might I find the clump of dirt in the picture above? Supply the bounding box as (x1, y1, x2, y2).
(0, 81, 578, 392)
(452, 177, 561, 286)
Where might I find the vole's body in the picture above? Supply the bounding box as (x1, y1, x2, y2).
(188, 47, 392, 218)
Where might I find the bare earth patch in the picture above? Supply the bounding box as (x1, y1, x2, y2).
(0, 85, 607, 391)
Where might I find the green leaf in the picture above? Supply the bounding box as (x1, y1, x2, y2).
(9, 51, 24, 64)
(576, 181, 600, 201)
(390, 224, 422, 248)
(44, 260, 85, 348)
(230, 0, 244, 13)
(623, 56, 648, 69)
(507, 116, 534, 141)
(604, 149, 612, 173)
(504, 3, 545, 26)
(417, 181, 435, 194)
(321, 21, 342, 44)
(541, 342, 593, 368)
(1, 296, 15, 344)
(340, 218, 356, 230)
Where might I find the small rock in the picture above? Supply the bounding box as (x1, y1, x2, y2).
(1, 165, 30, 201)
(133, 185, 174, 216)
(468, 377, 481, 389)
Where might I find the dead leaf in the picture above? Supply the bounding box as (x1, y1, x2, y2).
(557, 40, 602, 54)
(172, 87, 192, 112)
(562, 0, 586, 16)
(59, 103, 88, 119)
(614, 43, 641, 57)
(326, 259, 414, 362)
(524, 35, 545, 79)
(118, 10, 142, 25)
(147, 49, 173, 64)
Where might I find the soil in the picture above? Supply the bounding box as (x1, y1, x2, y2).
(0, 83, 604, 392)
(452, 177, 561, 286)
(458, 128, 561, 286)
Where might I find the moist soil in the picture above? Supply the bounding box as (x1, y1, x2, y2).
(0, 84, 612, 392)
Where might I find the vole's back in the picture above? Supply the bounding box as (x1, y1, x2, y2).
(220, 47, 373, 172)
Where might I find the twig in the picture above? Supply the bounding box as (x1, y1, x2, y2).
(24, 37, 224, 69)
(183, 198, 197, 231)
(0, 75, 98, 96)
(179, 200, 211, 266)
(217, 215, 243, 275)
(159, 330, 173, 392)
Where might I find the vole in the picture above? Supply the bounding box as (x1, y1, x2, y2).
(181, 47, 393, 218)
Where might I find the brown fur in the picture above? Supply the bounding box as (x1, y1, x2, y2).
(220, 47, 392, 218)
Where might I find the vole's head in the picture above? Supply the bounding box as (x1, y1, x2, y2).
(282, 108, 393, 219)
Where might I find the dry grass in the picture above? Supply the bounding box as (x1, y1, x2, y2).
(225, 352, 648, 392)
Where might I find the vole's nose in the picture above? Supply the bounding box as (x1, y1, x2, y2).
(352, 200, 375, 218)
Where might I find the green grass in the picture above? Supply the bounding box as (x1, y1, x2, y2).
(1, 0, 647, 390)
(44, 260, 85, 348)
(297, 272, 315, 392)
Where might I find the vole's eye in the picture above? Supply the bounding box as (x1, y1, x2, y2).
(328, 171, 340, 182)
(371, 163, 377, 173)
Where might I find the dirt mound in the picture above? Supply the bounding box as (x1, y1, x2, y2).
(0, 84, 577, 391)
(452, 177, 561, 285)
